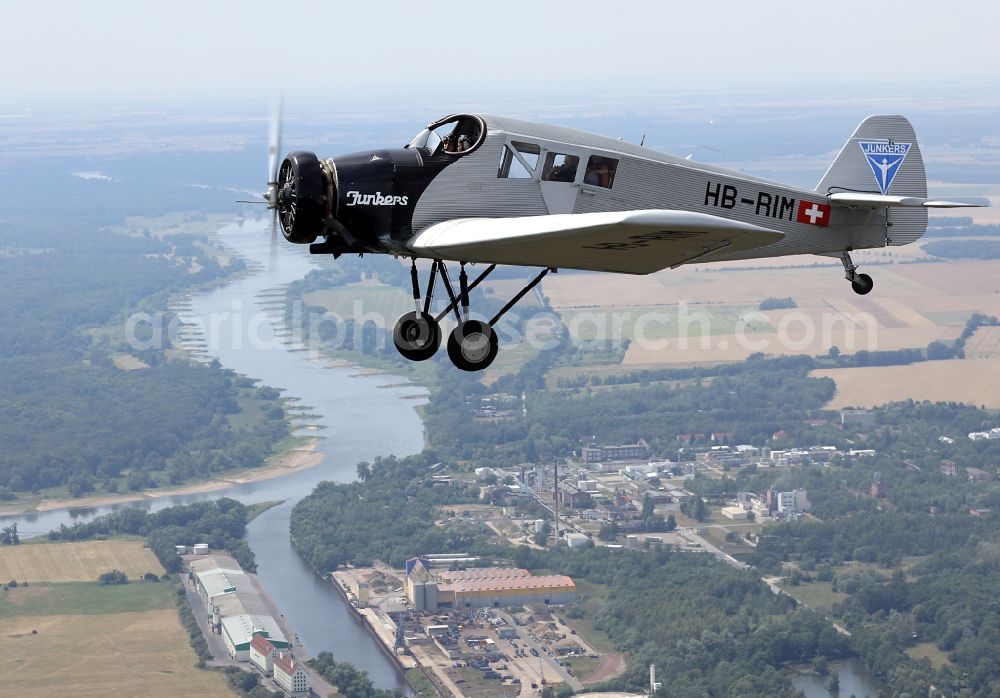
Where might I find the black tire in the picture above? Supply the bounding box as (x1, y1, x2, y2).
(851, 273, 874, 295)
(392, 312, 441, 361)
(447, 320, 499, 372)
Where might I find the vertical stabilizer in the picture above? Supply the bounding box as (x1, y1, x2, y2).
(817, 115, 928, 246)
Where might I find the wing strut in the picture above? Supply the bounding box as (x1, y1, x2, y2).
(489, 268, 552, 326)
(433, 264, 497, 323)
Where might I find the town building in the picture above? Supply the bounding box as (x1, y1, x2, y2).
(764, 489, 811, 515)
(582, 439, 650, 463)
(273, 652, 309, 697)
(249, 633, 279, 676)
(405, 559, 576, 611)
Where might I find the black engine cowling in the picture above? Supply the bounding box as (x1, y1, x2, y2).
(276, 151, 331, 244)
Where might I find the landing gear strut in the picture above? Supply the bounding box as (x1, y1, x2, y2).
(840, 252, 873, 295)
(391, 260, 552, 371)
(392, 261, 441, 361)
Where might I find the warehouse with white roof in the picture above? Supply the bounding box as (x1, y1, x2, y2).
(189, 554, 288, 660)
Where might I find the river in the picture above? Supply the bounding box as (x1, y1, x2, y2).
(792, 657, 884, 697)
(1, 218, 426, 693)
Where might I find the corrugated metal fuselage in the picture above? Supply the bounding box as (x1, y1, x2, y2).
(407, 114, 925, 268)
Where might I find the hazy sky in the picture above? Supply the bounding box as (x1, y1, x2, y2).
(3, 0, 998, 104)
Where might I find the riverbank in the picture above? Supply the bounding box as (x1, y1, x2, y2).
(0, 438, 324, 516)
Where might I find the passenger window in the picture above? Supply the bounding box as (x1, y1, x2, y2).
(497, 141, 540, 179)
(512, 141, 539, 169)
(541, 153, 579, 183)
(583, 155, 618, 189)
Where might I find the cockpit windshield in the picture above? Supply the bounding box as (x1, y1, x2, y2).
(406, 114, 485, 156)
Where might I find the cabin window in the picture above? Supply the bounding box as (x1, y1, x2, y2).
(541, 152, 579, 183)
(584, 155, 618, 189)
(497, 141, 540, 179)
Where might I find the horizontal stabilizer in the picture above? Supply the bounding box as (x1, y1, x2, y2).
(408, 210, 784, 275)
(829, 192, 984, 209)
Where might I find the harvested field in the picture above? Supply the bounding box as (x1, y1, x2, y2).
(811, 358, 1000, 409)
(540, 258, 1000, 367)
(0, 539, 163, 583)
(965, 326, 1000, 358)
(0, 611, 232, 697)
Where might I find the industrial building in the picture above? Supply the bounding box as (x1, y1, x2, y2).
(189, 555, 289, 660)
(405, 558, 576, 611)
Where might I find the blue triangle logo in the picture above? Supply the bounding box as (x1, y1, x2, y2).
(858, 141, 912, 194)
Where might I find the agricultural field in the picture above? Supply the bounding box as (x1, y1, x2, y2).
(544, 257, 995, 366)
(810, 358, 1000, 409)
(0, 610, 231, 697)
(0, 539, 163, 583)
(540, 249, 1000, 409)
(964, 325, 1000, 358)
(0, 538, 231, 697)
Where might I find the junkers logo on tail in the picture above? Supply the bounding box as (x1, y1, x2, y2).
(858, 140, 912, 195)
(345, 191, 409, 206)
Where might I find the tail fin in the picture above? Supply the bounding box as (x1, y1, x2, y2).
(817, 115, 927, 247)
(817, 115, 927, 198)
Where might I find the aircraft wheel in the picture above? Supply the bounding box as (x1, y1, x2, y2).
(851, 273, 874, 295)
(392, 312, 441, 361)
(447, 320, 499, 372)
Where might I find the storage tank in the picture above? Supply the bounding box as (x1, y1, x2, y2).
(193, 543, 209, 555)
(534, 519, 546, 533)
(175, 545, 188, 555)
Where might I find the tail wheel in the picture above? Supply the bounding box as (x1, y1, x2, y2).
(447, 320, 499, 372)
(392, 312, 441, 361)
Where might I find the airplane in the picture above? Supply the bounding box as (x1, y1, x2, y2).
(257, 112, 980, 372)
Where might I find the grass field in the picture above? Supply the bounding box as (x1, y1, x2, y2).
(0, 581, 173, 618)
(563, 578, 618, 654)
(905, 642, 953, 670)
(0, 539, 163, 583)
(0, 610, 232, 697)
(304, 283, 412, 325)
(811, 358, 1000, 409)
(779, 581, 848, 613)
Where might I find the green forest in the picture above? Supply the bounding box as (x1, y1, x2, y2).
(0, 212, 288, 500)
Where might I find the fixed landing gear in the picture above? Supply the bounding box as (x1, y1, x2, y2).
(447, 320, 499, 372)
(392, 311, 441, 361)
(391, 259, 551, 371)
(840, 252, 874, 295)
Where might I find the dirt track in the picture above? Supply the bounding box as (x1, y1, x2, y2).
(584, 652, 627, 684)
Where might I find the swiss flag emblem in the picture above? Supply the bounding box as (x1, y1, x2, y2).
(797, 200, 831, 226)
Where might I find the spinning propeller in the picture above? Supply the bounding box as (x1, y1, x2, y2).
(264, 98, 283, 235)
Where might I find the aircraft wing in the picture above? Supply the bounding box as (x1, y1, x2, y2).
(407, 209, 784, 275)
